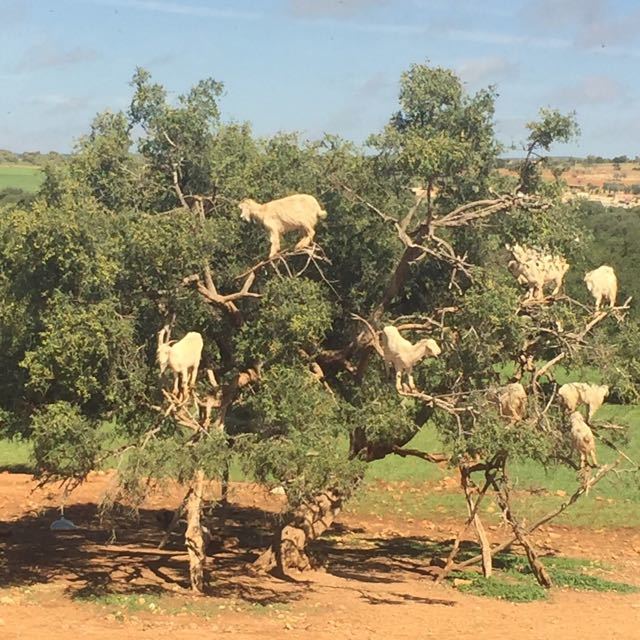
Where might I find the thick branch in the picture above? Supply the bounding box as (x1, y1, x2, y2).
(392, 446, 450, 464)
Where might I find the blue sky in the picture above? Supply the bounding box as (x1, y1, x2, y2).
(1, 0, 639, 156)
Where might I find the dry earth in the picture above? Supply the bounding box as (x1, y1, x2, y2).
(1, 471, 639, 640)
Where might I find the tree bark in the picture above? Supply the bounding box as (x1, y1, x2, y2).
(493, 472, 552, 588)
(460, 468, 493, 578)
(254, 488, 343, 574)
(185, 470, 207, 592)
(220, 461, 230, 505)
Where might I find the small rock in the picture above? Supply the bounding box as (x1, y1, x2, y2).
(270, 486, 286, 496)
(453, 578, 472, 587)
(0, 596, 15, 605)
(555, 490, 567, 497)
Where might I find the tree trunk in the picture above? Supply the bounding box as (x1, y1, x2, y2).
(460, 468, 493, 578)
(254, 489, 343, 574)
(220, 461, 229, 505)
(185, 471, 207, 592)
(493, 473, 552, 588)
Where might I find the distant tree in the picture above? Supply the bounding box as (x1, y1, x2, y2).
(518, 108, 579, 193)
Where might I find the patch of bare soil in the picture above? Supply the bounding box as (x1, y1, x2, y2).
(1, 472, 639, 640)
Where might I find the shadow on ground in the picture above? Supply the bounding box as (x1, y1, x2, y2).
(0, 499, 468, 607)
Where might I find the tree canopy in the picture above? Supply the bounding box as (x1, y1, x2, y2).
(1, 62, 637, 592)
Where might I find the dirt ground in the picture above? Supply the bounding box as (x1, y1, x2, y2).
(1, 471, 639, 640)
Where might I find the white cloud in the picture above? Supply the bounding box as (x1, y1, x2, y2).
(288, 0, 391, 18)
(15, 43, 99, 72)
(29, 94, 92, 114)
(87, 0, 262, 20)
(457, 56, 519, 84)
(448, 28, 569, 49)
(552, 75, 626, 106)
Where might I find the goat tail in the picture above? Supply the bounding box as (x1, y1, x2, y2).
(318, 208, 328, 219)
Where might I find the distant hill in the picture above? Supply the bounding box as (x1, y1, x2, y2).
(0, 149, 68, 165)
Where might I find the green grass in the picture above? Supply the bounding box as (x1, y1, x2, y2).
(449, 552, 638, 602)
(455, 574, 547, 602)
(346, 402, 640, 528)
(2, 402, 638, 526)
(0, 164, 43, 192)
(0, 437, 32, 472)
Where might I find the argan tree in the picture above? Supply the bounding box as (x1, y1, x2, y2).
(1, 63, 638, 593)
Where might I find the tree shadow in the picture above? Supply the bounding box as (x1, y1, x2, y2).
(0, 463, 34, 474)
(316, 534, 481, 586)
(1, 493, 485, 609)
(0, 500, 306, 606)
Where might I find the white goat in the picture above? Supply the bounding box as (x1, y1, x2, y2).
(496, 382, 527, 423)
(584, 265, 617, 310)
(380, 325, 441, 392)
(558, 382, 609, 422)
(569, 411, 598, 469)
(506, 244, 569, 300)
(157, 328, 204, 400)
(508, 258, 546, 300)
(238, 194, 327, 258)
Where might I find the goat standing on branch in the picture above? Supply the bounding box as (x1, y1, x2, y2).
(239, 194, 327, 258)
(558, 382, 609, 422)
(381, 325, 441, 392)
(506, 244, 569, 301)
(569, 411, 598, 469)
(584, 265, 617, 310)
(496, 382, 528, 423)
(157, 327, 204, 401)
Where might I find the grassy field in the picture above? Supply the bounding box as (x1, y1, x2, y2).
(0, 437, 32, 472)
(351, 403, 640, 527)
(0, 164, 44, 192)
(2, 403, 637, 527)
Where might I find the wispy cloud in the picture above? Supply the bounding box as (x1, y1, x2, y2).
(522, 0, 640, 50)
(288, 0, 391, 18)
(457, 56, 519, 84)
(29, 94, 92, 115)
(448, 28, 570, 49)
(522, 0, 606, 31)
(551, 74, 627, 106)
(88, 0, 262, 20)
(15, 43, 99, 72)
(576, 9, 640, 48)
(143, 52, 176, 68)
(0, 0, 28, 30)
(324, 72, 393, 136)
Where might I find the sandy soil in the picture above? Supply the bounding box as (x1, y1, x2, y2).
(1, 471, 639, 640)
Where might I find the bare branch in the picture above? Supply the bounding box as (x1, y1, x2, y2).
(182, 271, 260, 322)
(171, 163, 189, 210)
(350, 314, 384, 357)
(454, 460, 620, 572)
(533, 352, 566, 387)
(392, 446, 450, 464)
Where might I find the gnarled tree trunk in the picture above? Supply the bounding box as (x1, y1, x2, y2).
(185, 470, 207, 592)
(254, 488, 343, 574)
